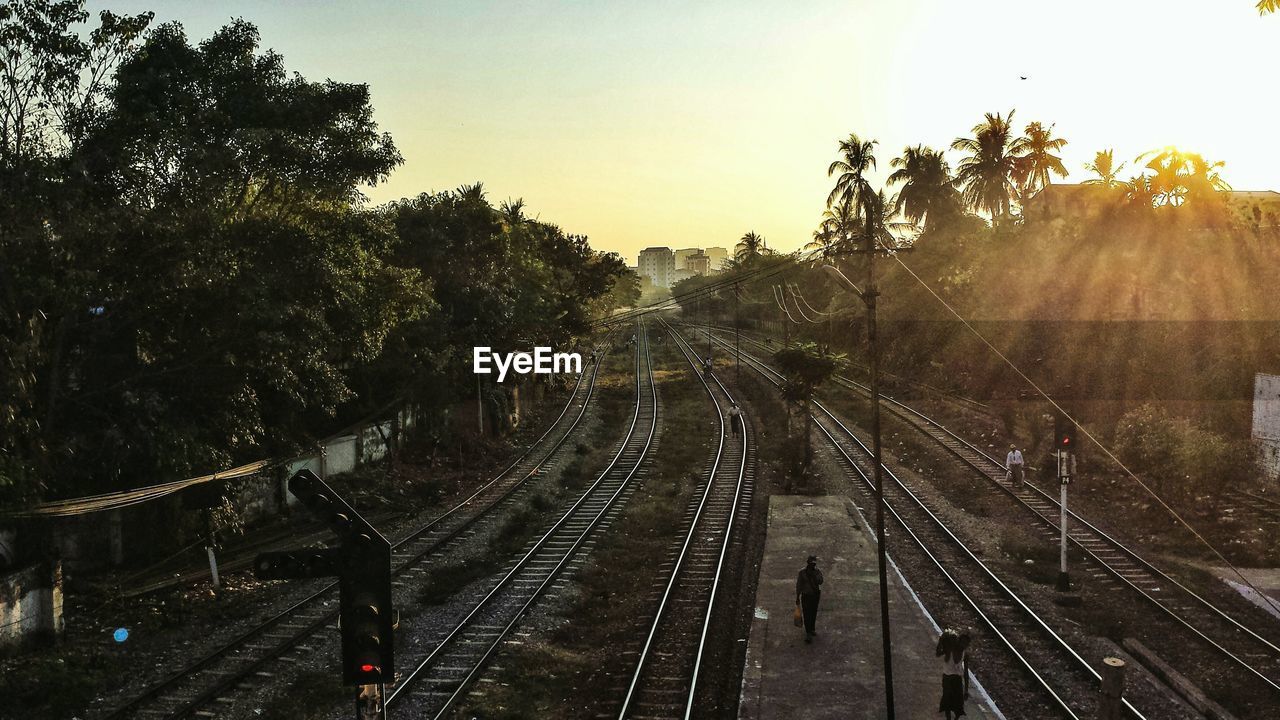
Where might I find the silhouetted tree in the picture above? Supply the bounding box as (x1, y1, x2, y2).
(952, 110, 1026, 225)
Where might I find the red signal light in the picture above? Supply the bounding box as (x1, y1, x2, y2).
(361, 663, 377, 673)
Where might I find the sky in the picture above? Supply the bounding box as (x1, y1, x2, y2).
(87, 1, 1280, 264)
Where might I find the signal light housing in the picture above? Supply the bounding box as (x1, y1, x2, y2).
(284, 469, 395, 685)
(1054, 416, 1078, 451)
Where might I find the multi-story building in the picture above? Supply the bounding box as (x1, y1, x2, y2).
(673, 248, 700, 270)
(638, 246, 676, 288)
(703, 246, 729, 273)
(685, 252, 711, 276)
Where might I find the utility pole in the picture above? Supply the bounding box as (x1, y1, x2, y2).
(822, 241, 901, 718)
(863, 248, 895, 720)
(734, 282, 741, 383)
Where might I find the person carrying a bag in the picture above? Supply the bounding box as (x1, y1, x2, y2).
(795, 555, 824, 643)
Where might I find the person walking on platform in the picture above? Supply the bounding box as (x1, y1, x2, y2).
(936, 628, 971, 718)
(1005, 444, 1025, 490)
(727, 402, 742, 437)
(795, 555, 824, 642)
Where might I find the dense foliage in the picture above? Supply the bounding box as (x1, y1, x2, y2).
(0, 3, 630, 504)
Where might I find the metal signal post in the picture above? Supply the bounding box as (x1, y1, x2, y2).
(1054, 417, 1078, 592)
(255, 469, 394, 720)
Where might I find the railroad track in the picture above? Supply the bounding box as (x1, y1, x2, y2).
(719, 337, 1151, 719)
(386, 320, 659, 719)
(612, 319, 753, 720)
(100, 332, 616, 720)
(1222, 488, 1280, 530)
(703, 325, 1280, 696)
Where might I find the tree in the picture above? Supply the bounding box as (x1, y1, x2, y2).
(805, 196, 857, 258)
(774, 342, 844, 474)
(952, 110, 1026, 224)
(3, 18, 428, 501)
(1014, 121, 1068, 198)
(827, 133, 878, 212)
(1083, 149, 1126, 188)
(735, 231, 768, 261)
(886, 144, 961, 231)
(1260, 1, 1278, 15)
(1137, 147, 1230, 207)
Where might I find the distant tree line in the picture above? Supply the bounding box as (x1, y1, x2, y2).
(680, 107, 1278, 503)
(0, 3, 632, 504)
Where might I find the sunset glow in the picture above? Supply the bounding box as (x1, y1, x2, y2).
(84, 0, 1277, 263)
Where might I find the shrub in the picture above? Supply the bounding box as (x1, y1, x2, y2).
(1113, 404, 1248, 502)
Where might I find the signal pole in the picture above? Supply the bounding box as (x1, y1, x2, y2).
(1054, 417, 1077, 592)
(255, 470, 394, 720)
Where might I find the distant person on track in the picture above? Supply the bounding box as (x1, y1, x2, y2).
(795, 555, 824, 643)
(936, 628, 971, 718)
(1006, 444, 1025, 490)
(727, 403, 742, 437)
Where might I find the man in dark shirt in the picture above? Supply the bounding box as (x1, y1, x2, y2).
(795, 555, 824, 642)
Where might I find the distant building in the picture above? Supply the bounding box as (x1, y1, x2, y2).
(703, 246, 729, 273)
(1022, 184, 1115, 222)
(638, 246, 676, 288)
(671, 268, 696, 284)
(674, 248, 700, 270)
(1254, 373, 1280, 484)
(685, 252, 711, 276)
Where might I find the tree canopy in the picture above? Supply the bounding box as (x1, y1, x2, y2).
(0, 5, 631, 504)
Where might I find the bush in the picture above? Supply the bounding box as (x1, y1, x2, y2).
(1113, 404, 1248, 502)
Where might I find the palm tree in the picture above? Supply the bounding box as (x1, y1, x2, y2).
(736, 231, 767, 261)
(886, 144, 960, 230)
(1182, 153, 1231, 200)
(1123, 174, 1154, 208)
(806, 196, 859, 258)
(1260, 1, 1278, 15)
(951, 110, 1026, 224)
(499, 197, 526, 226)
(1015, 121, 1068, 197)
(1082, 149, 1126, 188)
(851, 190, 912, 252)
(827, 133, 878, 212)
(1138, 147, 1231, 207)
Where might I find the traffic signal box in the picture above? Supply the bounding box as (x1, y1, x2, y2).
(1054, 415, 1078, 451)
(254, 469, 394, 686)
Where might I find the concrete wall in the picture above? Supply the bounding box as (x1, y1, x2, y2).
(0, 561, 63, 648)
(46, 408, 415, 571)
(1253, 374, 1280, 484)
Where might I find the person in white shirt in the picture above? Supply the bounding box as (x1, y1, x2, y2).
(1006, 444, 1025, 490)
(727, 402, 743, 436)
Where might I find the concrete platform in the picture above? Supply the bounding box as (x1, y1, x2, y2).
(1215, 567, 1280, 623)
(740, 496, 1002, 720)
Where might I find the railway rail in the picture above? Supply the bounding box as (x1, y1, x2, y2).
(704, 324, 1280, 696)
(613, 319, 752, 719)
(386, 321, 659, 719)
(701, 324, 1280, 713)
(715, 332, 1151, 719)
(101, 331, 616, 720)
